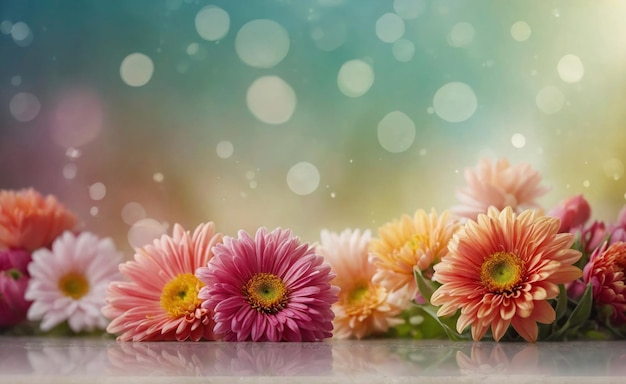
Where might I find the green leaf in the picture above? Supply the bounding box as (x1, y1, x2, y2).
(546, 282, 593, 341)
(419, 304, 467, 341)
(413, 267, 438, 303)
(567, 282, 594, 329)
(555, 284, 568, 321)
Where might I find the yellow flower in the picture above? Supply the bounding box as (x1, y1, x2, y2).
(369, 209, 459, 301)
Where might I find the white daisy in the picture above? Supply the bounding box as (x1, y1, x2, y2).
(25, 231, 122, 332)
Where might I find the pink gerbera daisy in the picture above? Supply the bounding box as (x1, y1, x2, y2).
(25, 231, 122, 332)
(583, 241, 626, 325)
(369, 209, 459, 302)
(317, 229, 405, 339)
(197, 227, 338, 342)
(452, 158, 549, 221)
(103, 222, 222, 341)
(431, 207, 582, 342)
(0, 189, 77, 251)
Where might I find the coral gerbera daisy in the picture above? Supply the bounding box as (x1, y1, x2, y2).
(583, 241, 626, 325)
(25, 231, 122, 332)
(317, 229, 405, 339)
(0, 188, 77, 251)
(103, 222, 222, 341)
(197, 227, 338, 342)
(369, 209, 459, 301)
(451, 158, 549, 221)
(431, 207, 582, 342)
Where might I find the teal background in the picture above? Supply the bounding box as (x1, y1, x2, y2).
(1, 0, 625, 254)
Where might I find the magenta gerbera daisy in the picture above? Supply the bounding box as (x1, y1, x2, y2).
(197, 227, 339, 342)
(103, 222, 223, 341)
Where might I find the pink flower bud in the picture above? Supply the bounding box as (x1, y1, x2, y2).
(548, 194, 591, 233)
(0, 249, 32, 327)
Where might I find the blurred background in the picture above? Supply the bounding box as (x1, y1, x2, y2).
(1, 0, 625, 256)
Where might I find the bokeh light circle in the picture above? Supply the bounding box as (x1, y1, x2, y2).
(195, 6, 230, 41)
(392, 39, 415, 62)
(89, 182, 107, 201)
(376, 13, 405, 43)
(120, 53, 154, 87)
(511, 133, 526, 148)
(287, 162, 320, 195)
(51, 88, 103, 148)
(9, 92, 41, 122)
(447, 22, 475, 47)
(235, 19, 290, 68)
(246, 76, 297, 125)
(121, 202, 147, 225)
(557, 54, 584, 83)
(216, 140, 234, 159)
(433, 82, 478, 123)
(128, 218, 167, 249)
(511, 21, 531, 42)
(310, 15, 347, 52)
(11, 22, 33, 47)
(337, 60, 374, 98)
(536, 86, 565, 114)
(377, 111, 416, 153)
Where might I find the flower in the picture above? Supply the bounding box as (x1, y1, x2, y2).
(103, 222, 222, 341)
(25, 231, 122, 332)
(0, 249, 32, 327)
(583, 241, 626, 325)
(452, 158, 549, 221)
(0, 189, 77, 251)
(369, 209, 459, 301)
(317, 229, 405, 339)
(431, 207, 582, 342)
(548, 194, 591, 233)
(197, 227, 338, 342)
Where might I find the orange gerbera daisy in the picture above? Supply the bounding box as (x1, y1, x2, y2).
(0, 188, 77, 251)
(431, 207, 582, 342)
(369, 209, 459, 301)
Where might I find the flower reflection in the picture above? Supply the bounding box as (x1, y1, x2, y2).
(332, 342, 418, 376)
(107, 342, 216, 376)
(215, 343, 333, 376)
(27, 340, 109, 376)
(456, 343, 539, 376)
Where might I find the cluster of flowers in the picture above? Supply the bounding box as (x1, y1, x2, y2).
(1, 158, 625, 342)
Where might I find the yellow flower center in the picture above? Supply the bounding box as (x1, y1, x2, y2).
(243, 273, 289, 314)
(404, 234, 428, 252)
(58, 272, 90, 300)
(160, 273, 204, 318)
(480, 252, 525, 294)
(347, 283, 369, 305)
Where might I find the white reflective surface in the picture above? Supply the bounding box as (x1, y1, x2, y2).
(0, 337, 624, 383)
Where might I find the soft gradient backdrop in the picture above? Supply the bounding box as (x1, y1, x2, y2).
(1, 0, 625, 255)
